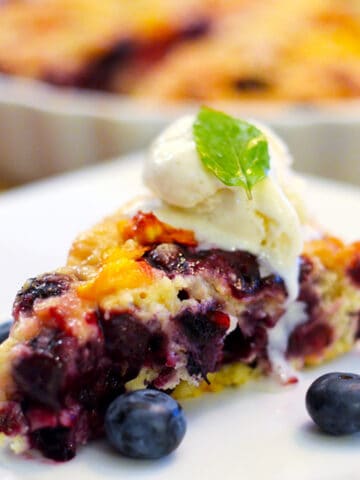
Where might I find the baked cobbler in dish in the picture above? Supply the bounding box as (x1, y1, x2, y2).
(0, 0, 359, 101)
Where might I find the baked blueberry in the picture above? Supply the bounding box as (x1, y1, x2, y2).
(14, 273, 70, 314)
(105, 389, 186, 459)
(306, 372, 360, 435)
(30, 427, 76, 462)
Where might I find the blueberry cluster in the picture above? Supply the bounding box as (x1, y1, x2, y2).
(0, 320, 186, 460)
(2, 317, 360, 460)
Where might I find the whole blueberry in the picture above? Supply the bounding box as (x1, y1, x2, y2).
(306, 372, 360, 435)
(0, 321, 12, 344)
(105, 389, 186, 459)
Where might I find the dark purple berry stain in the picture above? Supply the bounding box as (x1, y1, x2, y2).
(175, 309, 230, 379)
(180, 18, 210, 39)
(192, 250, 262, 298)
(177, 289, 190, 301)
(233, 77, 269, 92)
(287, 322, 333, 358)
(77, 361, 122, 410)
(99, 312, 169, 380)
(13, 273, 71, 315)
(347, 256, 360, 287)
(0, 402, 28, 436)
(99, 312, 152, 381)
(82, 362, 113, 407)
(147, 332, 168, 365)
(223, 325, 268, 364)
(30, 427, 76, 462)
(145, 243, 189, 275)
(299, 255, 314, 283)
(13, 353, 64, 410)
(287, 259, 333, 359)
(145, 244, 285, 300)
(43, 18, 209, 92)
(12, 328, 82, 411)
(78, 39, 135, 90)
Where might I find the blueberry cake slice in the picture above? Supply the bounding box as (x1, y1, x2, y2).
(0, 211, 359, 461)
(1, 110, 360, 461)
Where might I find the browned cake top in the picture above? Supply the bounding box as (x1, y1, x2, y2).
(0, 0, 359, 100)
(133, 0, 360, 101)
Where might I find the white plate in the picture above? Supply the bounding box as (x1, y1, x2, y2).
(0, 154, 360, 480)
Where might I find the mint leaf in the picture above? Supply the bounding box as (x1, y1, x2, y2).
(193, 106, 270, 198)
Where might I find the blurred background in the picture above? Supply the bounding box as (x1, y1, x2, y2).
(0, 0, 359, 187)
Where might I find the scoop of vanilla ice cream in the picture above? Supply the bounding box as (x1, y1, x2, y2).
(144, 115, 305, 300)
(144, 115, 224, 208)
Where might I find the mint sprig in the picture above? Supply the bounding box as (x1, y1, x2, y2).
(193, 106, 270, 199)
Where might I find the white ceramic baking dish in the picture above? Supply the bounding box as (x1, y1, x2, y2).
(0, 74, 359, 185)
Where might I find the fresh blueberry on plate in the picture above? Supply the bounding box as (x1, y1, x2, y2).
(105, 389, 186, 459)
(306, 372, 360, 435)
(0, 321, 12, 344)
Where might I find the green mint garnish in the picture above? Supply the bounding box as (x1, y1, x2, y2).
(193, 106, 270, 199)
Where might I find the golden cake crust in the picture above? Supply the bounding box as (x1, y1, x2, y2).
(133, 0, 360, 101)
